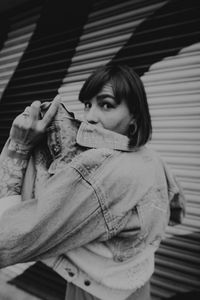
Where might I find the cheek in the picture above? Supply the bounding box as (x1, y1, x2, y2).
(116, 119, 131, 134)
(104, 114, 130, 134)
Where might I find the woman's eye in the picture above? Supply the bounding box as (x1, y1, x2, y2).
(101, 102, 114, 110)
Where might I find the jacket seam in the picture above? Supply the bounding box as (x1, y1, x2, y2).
(71, 165, 111, 239)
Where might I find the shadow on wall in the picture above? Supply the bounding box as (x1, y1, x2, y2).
(0, 0, 93, 151)
(110, 0, 200, 76)
(167, 291, 200, 300)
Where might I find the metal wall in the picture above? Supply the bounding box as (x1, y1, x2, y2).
(0, 0, 199, 299)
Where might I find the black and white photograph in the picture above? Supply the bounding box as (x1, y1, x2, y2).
(0, 1, 199, 300)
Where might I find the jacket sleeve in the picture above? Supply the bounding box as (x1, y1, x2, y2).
(0, 159, 109, 268)
(160, 157, 186, 225)
(0, 195, 21, 218)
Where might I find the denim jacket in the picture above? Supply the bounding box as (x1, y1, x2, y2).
(0, 103, 185, 299)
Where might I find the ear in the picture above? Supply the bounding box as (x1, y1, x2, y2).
(129, 117, 136, 126)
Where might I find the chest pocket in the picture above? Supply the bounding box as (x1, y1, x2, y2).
(137, 186, 169, 248)
(109, 185, 170, 263)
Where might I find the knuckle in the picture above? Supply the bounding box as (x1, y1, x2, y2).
(12, 117, 21, 127)
(12, 119, 18, 126)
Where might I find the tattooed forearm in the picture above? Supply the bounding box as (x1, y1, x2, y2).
(0, 155, 28, 197)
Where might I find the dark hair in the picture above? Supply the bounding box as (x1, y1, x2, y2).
(79, 64, 152, 147)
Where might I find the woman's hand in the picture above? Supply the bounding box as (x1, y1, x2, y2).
(9, 95, 60, 149)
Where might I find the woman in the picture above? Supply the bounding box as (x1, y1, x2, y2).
(0, 64, 185, 300)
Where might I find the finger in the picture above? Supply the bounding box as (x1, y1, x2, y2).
(23, 106, 31, 116)
(40, 102, 51, 118)
(29, 101, 41, 120)
(41, 101, 51, 110)
(41, 95, 60, 128)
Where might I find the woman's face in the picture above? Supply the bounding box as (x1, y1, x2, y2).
(83, 83, 133, 135)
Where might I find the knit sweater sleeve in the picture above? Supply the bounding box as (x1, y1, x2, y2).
(0, 139, 30, 198)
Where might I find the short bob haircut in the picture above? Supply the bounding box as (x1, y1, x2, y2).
(79, 64, 152, 147)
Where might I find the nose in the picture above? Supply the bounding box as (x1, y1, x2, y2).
(85, 104, 99, 124)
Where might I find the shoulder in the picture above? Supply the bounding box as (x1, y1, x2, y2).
(70, 146, 163, 190)
(115, 147, 158, 179)
(94, 147, 158, 196)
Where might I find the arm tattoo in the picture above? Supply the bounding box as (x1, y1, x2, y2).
(0, 155, 28, 197)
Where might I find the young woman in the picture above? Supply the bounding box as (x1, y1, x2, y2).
(0, 65, 185, 300)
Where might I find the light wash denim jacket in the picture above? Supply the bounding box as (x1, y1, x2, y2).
(0, 103, 185, 299)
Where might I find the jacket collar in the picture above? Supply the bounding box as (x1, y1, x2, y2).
(76, 121, 137, 152)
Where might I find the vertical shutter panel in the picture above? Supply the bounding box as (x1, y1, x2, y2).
(143, 42, 200, 298)
(0, 0, 43, 282)
(0, 1, 43, 149)
(0, 5, 42, 100)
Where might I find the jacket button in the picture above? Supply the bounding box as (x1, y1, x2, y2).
(84, 280, 91, 286)
(68, 271, 75, 277)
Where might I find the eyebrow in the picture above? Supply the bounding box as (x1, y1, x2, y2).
(96, 94, 115, 100)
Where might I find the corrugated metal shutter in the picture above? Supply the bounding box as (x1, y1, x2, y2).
(0, 0, 44, 283)
(59, 1, 200, 299)
(59, 0, 168, 118)
(0, 0, 199, 299)
(143, 43, 200, 299)
(0, 3, 42, 99)
(0, 0, 92, 150)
